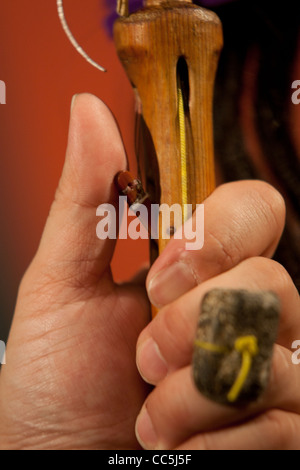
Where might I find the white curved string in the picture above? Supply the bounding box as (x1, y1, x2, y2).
(56, 0, 106, 72)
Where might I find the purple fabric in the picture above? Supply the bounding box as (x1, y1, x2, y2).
(104, 0, 144, 35)
(104, 0, 234, 36)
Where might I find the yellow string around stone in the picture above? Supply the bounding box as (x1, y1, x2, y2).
(177, 85, 188, 221)
(227, 336, 259, 403)
(194, 335, 259, 403)
(194, 340, 228, 354)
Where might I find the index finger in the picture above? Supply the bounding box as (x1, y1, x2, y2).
(147, 180, 286, 308)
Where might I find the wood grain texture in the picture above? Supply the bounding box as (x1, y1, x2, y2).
(114, 0, 223, 257)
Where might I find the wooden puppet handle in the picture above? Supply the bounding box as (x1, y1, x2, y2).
(114, 1, 223, 314)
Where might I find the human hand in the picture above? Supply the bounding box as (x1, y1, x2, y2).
(0, 94, 150, 450)
(136, 181, 300, 450)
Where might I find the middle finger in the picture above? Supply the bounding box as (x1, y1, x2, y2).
(137, 257, 300, 385)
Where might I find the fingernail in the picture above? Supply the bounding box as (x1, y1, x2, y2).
(70, 94, 78, 113)
(137, 338, 168, 385)
(147, 262, 197, 308)
(135, 406, 158, 450)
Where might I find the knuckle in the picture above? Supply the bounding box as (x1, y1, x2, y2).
(252, 182, 286, 234)
(256, 180, 285, 209)
(205, 229, 242, 272)
(269, 346, 291, 394)
(270, 347, 300, 416)
(266, 260, 293, 293)
(217, 180, 286, 238)
(259, 410, 297, 449)
(248, 257, 292, 290)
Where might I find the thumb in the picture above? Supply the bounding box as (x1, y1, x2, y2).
(28, 93, 126, 291)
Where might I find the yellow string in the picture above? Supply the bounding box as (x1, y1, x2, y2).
(194, 340, 228, 354)
(177, 85, 188, 221)
(227, 336, 259, 403)
(194, 335, 259, 403)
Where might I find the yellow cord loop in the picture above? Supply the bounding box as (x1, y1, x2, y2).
(227, 335, 259, 403)
(194, 335, 259, 403)
(177, 85, 188, 221)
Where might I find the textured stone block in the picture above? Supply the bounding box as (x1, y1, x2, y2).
(193, 289, 280, 406)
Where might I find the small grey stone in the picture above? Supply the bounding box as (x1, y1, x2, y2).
(192, 289, 280, 406)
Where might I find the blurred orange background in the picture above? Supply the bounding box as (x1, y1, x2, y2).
(0, 0, 148, 339)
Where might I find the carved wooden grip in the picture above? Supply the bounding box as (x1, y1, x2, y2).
(114, 2, 223, 255)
